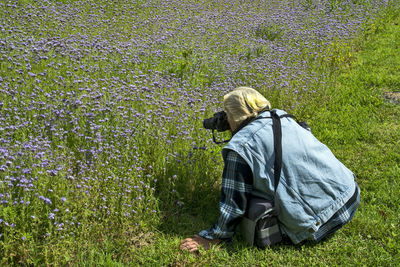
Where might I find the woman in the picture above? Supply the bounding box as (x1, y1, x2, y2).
(180, 87, 360, 252)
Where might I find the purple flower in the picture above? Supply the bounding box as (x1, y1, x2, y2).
(39, 196, 52, 205)
(0, 0, 390, 246)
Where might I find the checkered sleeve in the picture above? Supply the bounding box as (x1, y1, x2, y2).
(198, 150, 253, 240)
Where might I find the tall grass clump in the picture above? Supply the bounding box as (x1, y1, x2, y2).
(0, 0, 397, 264)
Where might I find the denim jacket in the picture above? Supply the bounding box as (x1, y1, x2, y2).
(222, 109, 356, 244)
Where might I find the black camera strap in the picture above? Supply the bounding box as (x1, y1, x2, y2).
(270, 111, 282, 193)
(212, 129, 231, 145)
(270, 110, 282, 215)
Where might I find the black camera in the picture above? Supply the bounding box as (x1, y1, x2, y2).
(203, 111, 230, 132)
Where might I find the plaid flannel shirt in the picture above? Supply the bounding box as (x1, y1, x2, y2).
(199, 150, 253, 241)
(199, 150, 360, 243)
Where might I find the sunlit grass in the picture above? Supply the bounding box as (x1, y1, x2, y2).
(0, 0, 399, 265)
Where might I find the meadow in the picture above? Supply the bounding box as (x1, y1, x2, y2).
(0, 0, 399, 265)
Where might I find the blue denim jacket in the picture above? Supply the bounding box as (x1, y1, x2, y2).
(223, 109, 356, 244)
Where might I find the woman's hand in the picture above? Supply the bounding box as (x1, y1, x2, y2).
(180, 234, 221, 252)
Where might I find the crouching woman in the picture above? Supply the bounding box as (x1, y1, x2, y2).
(180, 87, 360, 252)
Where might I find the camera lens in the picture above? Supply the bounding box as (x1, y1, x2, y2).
(203, 117, 216, 130)
(202, 111, 230, 132)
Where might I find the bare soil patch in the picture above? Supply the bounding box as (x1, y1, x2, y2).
(384, 91, 400, 104)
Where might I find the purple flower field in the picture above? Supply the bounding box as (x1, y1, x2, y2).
(0, 0, 392, 261)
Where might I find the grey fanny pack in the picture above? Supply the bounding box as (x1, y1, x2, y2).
(240, 110, 310, 248)
(240, 196, 282, 247)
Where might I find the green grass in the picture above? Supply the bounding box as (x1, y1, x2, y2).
(1, 2, 399, 266)
(127, 6, 400, 266)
